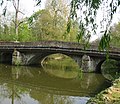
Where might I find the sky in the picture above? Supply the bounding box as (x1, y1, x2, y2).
(19, 0, 46, 17)
(0, 0, 46, 18)
(1, 0, 119, 23)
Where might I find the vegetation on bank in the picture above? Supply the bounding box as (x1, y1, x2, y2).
(87, 60, 120, 104)
(110, 22, 120, 47)
(87, 78, 120, 104)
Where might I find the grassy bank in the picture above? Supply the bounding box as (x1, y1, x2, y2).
(87, 78, 120, 104)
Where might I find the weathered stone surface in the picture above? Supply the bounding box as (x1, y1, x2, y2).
(81, 55, 92, 72)
(0, 41, 119, 72)
(12, 49, 22, 65)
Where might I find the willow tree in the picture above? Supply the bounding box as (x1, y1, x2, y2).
(69, 0, 120, 50)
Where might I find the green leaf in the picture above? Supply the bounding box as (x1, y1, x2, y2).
(36, 0, 41, 6)
(118, 1, 120, 6)
(2, 6, 7, 16)
(67, 18, 71, 33)
(0, 0, 3, 6)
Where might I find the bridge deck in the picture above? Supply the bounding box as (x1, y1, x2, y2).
(0, 41, 119, 53)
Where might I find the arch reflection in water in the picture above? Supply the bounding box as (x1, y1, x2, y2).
(101, 59, 120, 81)
(42, 54, 80, 79)
(0, 64, 110, 104)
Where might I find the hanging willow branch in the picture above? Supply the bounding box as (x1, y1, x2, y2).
(69, 0, 120, 50)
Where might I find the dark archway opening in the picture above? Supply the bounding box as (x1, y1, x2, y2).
(0, 52, 12, 64)
(95, 60, 105, 73)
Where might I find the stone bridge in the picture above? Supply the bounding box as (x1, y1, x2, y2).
(0, 41, 120, 73)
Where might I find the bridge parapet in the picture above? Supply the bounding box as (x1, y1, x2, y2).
(0, 41, 99, 50)
(0, 41, 120, 53)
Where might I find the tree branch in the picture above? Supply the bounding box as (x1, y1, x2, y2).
(12, 0, 17, 10)
(18, 10, 25, 15)
(18, 21, 24, 27)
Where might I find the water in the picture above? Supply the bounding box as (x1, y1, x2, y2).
(0, 60, 110, 104)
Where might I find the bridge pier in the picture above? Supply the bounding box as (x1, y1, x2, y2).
(12, 49, 22, 65)
(71, 54, 100, 72)
(81, 55, 94, 72)
(12, 50, 51, 65)
(12, 50, 38, 65)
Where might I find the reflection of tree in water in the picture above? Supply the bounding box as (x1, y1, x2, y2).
(42, 54, 80, 79)
(0, 65, 31, 104)
(0, 82, 30, 104)
(101, 59, 120, 81)
(0, 64, 111, 104)
(0, 65, 75, 104)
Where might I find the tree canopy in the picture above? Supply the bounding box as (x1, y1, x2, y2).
(0, 0, 120, 49)
(110, 22, 120, 47)
(34, 0, 120, 49)
(28, 0, 79, 41)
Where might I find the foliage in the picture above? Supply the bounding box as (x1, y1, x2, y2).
(87, 78, 120, 104)
(0, 20, 16, 41)
(18, 22, 34, 41)
(101, 59, 120, 81)
(98, 30, 111, 51)
(29, 0, 79, 42)
(0, 0, 120, 47)
(69, 0, 120, 49)
(0, 15, 34, 42)
(110, 22, 120, 47)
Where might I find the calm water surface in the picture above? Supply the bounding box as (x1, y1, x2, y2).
(0, 62, 110, 104)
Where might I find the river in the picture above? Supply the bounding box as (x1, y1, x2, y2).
(0, 55, 110, 104)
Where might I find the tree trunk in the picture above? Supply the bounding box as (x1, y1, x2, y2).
(13, 0, 20, 41)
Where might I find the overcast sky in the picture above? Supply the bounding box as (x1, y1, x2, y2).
(0, 0, 46, 18)
(1, 0, 119, 23)
(19, 0, 46, 17)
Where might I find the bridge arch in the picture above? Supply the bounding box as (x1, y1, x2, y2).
(13, 51, 107, 73)
(25, 53, 100, 72)
(27, 53, 82, 69)
(95, 58, 120, 73)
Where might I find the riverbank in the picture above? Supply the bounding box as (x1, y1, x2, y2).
(87, 78, 120, 104)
